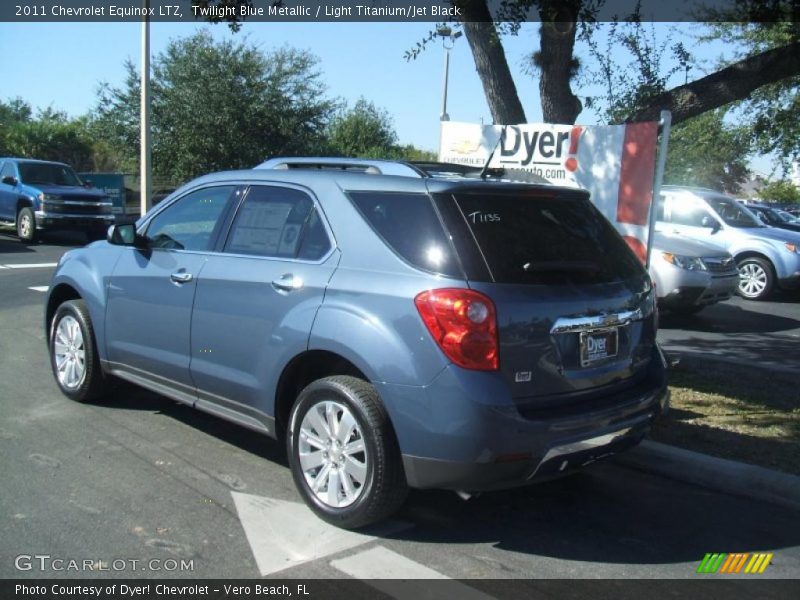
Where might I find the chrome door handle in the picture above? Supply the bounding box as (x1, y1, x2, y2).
(170, 271, 193, 284)
(271, 273, 303, 292)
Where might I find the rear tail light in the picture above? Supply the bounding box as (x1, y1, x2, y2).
(414, 288, 499, 371)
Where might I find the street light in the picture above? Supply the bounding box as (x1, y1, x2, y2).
(140, 0, 152, 216)
(437, 26, 462, 122)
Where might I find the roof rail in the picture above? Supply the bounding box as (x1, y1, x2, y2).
(255, 157, 424, 178)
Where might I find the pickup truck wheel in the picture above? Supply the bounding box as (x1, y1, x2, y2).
(17, 207, 38, 243)
(737, 257, 774, 300)
(287, 376, 407, 529)
(49, 299, 107, 402)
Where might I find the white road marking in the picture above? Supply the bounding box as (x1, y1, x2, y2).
(331, 547, 495, 599)
(28, 286, 49, 292)
(0, 262, 58, 269)
(231, 492, 409, 576)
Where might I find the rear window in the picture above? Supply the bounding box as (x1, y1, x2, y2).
(348, 191, 461, 277)
(451, 192, 644, 285)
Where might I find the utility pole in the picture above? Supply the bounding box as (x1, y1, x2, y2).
(140, 0, 152, 216)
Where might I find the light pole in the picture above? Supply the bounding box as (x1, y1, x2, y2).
(140, 0, 152, 216)
(437, 26, 461, 122)
(436, 26, 461, 159)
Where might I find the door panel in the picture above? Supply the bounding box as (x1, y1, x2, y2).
(104, 184, 237, 394)
(189, 183, 337, 422)
(189, 252, 338, 420)
(105, 248, 206, 392)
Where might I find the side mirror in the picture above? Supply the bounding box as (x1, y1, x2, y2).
(83, 179, 94, 188)
(107, 223, 148, 248)
(2, 175, 17, 186)
(701, 215, 721, 232)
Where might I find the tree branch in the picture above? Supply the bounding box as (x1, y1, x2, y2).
(626, 42, 800, 125)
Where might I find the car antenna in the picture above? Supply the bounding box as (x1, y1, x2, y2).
(478, 126, 506, 180)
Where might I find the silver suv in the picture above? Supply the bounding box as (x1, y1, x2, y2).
(658, 186, 800, 300)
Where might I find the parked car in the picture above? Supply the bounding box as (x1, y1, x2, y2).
(46, 159, 668, 528)
(747, 204, 800, 233)
(658, 186, 800, 300)
(649, 231, 739, 315)
(0, 158, 115, 243)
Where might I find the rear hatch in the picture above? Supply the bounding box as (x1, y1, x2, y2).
(431, 184, 657, 411)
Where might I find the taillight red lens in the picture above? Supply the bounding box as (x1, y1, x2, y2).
(414, 288, 499, 371)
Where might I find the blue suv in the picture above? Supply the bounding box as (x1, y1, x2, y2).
(0, 158, 115, 243)
(46, 159, 668, 528)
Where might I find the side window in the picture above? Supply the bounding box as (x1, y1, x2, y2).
(349, 191, 460, 277)
(0, 162, 15, 180)
(667, 200, 712, 227)
(224, 185, 329, 259)
(145, 185, 235, 251)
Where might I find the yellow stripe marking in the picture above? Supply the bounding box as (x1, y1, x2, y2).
(750, 554, 766, 573)
(758, 553, 773, 574)
(744, 555, 759, 573)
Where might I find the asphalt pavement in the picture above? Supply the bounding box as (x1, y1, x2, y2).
(1, 232, 799, 582)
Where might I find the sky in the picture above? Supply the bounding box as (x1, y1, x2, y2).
(0, 19, 776, 175)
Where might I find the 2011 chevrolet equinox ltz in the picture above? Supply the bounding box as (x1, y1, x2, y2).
(45, 159, 668, 528)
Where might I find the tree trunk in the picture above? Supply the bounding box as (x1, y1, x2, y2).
(459, 1, 527, 124)
(537, 1, 582, 124)
(627, 42, 800, 125)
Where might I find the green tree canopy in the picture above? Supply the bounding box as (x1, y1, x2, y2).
(757, 179, 800, 204)
(326, 98, 398, 158)
(663, 109, 752, 194)
(93, 31, 337, 184)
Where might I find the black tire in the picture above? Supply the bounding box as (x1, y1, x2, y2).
(16, 206, 38, 243)
(287, 375, 407, 529)
(736, 256, 774, 300)
(49, 299, 107, 402)
(670, 305, 704, 316)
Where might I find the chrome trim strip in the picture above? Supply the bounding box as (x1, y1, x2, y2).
(45, 200, 113, 207)
(35, 212, 114, 220)
(550, 309, 642, 335)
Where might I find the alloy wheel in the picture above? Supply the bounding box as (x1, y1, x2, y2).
(298, 400, 368, 508)
(53, 315, 86, 389)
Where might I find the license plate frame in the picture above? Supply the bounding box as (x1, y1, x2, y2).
(579, 327, 619, 367)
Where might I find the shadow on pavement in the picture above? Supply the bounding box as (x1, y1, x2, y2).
(659, 302, 800, 334)
(669, 334, 800, 371)
(92, 381, 800, 570)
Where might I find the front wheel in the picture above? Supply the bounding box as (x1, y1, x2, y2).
(17, 206, 38, 243)
(287, 376, 407, 529)
(49, 299, 107, 402)
(737, 257, 774, 300)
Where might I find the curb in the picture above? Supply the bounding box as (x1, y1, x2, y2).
(613, 440, 800, 512)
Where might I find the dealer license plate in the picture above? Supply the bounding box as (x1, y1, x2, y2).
(579, 327, 618, 367)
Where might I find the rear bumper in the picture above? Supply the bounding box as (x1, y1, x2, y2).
(378, 345, 669, 491)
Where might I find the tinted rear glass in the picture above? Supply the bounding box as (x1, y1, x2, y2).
(348, 191, 461, 277)
(452, 192, 644, 285)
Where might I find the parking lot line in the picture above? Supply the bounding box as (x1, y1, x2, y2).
(331, 547, 495, 598)
(0, 262, 58, 269)
(28, 286, 49, 293)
